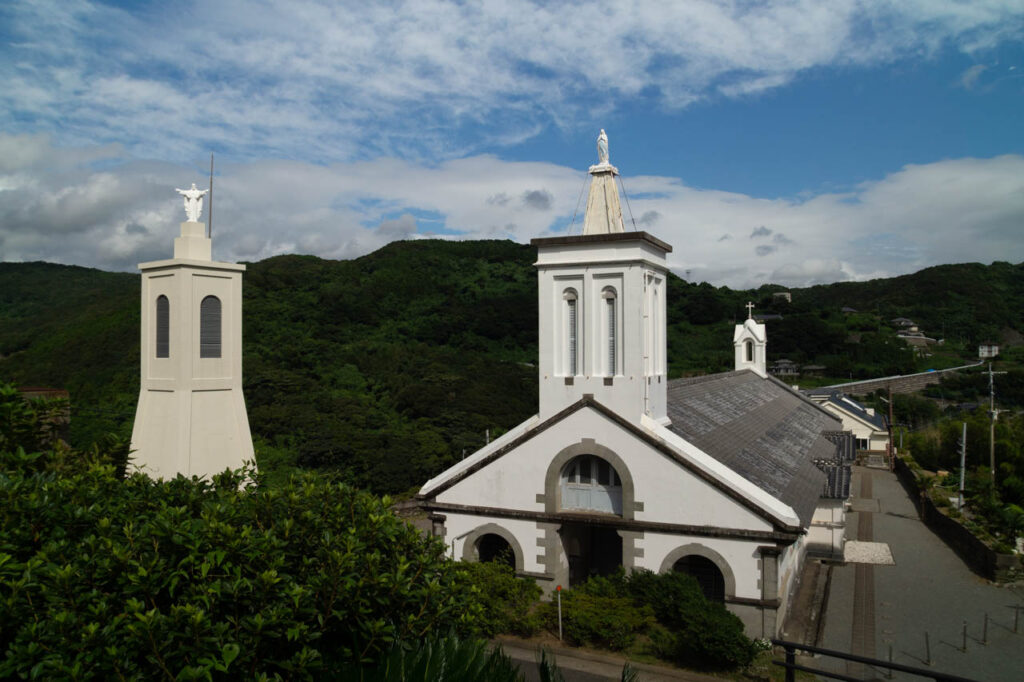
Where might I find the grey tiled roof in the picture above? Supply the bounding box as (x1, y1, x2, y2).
(666, 370, 842, 527)
(804, 390, 888, 431)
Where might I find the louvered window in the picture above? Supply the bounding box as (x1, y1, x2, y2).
(603, 289, 616, 376)
(199, 295, 222, 358)
(566, 294, 578, 375)
(155, 295, 169, 358)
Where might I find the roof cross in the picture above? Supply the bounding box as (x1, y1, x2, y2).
(745, 301, 755, 320)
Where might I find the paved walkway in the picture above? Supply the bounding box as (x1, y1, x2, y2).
(494, 637, 719, 682)
(818, 466, 1024, 681)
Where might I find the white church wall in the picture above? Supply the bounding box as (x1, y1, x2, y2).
(436, 407, 776, 533)
(808, 499, 845, 559)
(441, 514, 547, 575)
(776, 535, 806, 629)
(639, 532, 763, 600)
(536, 240, 669, 425)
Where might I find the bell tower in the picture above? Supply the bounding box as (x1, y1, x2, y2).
(734, 302, 767, 377)
(130, 185, 255, 478)
(533, 131, 672, 425)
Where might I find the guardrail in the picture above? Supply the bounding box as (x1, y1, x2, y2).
(771, 639, 977, 682)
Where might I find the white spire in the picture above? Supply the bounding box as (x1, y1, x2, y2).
(582, 129, 625, 235)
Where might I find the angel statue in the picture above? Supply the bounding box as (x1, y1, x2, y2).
(175, 183, 209, 223)
(597, 129, 609, 165)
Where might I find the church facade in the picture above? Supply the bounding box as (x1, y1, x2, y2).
(418, 134, 847, 638)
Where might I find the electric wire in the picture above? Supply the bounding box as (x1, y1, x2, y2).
(617, 175, 639, 230)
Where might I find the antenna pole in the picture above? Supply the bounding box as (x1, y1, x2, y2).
(208, 153, 214, 239)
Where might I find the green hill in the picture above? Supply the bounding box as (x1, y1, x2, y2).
(2, 243, 1021, 493)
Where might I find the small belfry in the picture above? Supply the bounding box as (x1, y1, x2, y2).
(733, 301, 767, 376)
(130, 185, 255, 479)
(532, 129, 672, 424)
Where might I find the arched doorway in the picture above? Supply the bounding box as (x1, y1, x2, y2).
(673, 554, 726, 602)
(477, 533, 515, 568)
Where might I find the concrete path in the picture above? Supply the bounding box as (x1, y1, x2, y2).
(818, 466, 1024, 681)
(494, 637, 720, 682)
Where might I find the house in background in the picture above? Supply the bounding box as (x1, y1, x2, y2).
(804, 390, 889, 454)
(418, 133, 850, 638)
(978, 342, 1000, 359)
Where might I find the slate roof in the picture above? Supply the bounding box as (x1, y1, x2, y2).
(666, 370, 841, 527)
(803, 390, 888, 431)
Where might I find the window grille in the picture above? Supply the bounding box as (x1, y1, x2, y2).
(200, 295, 222, 358)
(566, 294, 577, 375)
(605, 292, 616, 375)
(155, 295, 169, 358)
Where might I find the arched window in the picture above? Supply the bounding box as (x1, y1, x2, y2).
(560, 455, 622, 515)
(602, 288, 617, 376)
(476, 534, 515, 568)
(199, 295, 222, 358)
(563, 289, 578, 375)
(744, 340, 753, 363)
(155, 295, 169, 358)
(673, 555, 726, 602)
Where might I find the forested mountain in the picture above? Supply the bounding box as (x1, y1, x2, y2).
(2, 242, 1021, 493)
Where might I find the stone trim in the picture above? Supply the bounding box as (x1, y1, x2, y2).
(531, 231, 673, 253)
(422, 502, 800, 543)
(458, 522, 526, 573)
(658, 543, 738, 599)
(537, 522, 567, 590)
(758, 545, 780, 602)
(617, 530, 644, 570)
(429, 513, 447, 538)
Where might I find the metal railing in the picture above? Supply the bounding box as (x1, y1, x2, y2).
(771, 639, 978, 682)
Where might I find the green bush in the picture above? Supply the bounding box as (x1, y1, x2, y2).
(0, 385, 481, 679)
(543, 588, 651, 651)
(455, 560, 542, 637)
(338, 635, 522, 681)
(625, 570, 755, 670)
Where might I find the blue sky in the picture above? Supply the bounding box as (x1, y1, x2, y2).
(1, 0, 1023, 288)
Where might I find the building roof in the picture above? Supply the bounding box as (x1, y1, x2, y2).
(803, 390, 887, 431)
(665, 370, 841, 526)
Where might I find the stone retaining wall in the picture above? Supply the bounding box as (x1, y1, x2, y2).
(893, 457, 1020, 582)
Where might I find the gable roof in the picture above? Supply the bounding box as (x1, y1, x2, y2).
(665, 370, 841, 527)
(803, 390, 887, 431)
(419, 395, 806, 531)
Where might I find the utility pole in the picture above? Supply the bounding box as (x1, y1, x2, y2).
(887, 385, 895, 470)
(984, 363, 1006, 485)
(958, 422, 966, 510)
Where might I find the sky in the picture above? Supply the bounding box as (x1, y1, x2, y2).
(2, 0, 1023, 289)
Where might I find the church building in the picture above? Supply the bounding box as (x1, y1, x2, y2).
(417, 133, 849, 638)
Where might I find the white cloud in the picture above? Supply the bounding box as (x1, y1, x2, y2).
(2, 1, 1021, 162)
(2, 135, 1022, 290)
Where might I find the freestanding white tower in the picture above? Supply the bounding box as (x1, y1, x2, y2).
(130, 186, 255, 478)
(532, 130, 672, 425)
(734, 302, 767, 376)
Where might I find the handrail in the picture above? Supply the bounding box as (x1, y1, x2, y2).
(772, 639, 978, 682)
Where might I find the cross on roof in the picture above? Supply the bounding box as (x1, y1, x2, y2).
(746, 301, 755, 319)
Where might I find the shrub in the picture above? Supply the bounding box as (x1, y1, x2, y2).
(338, 635, 523, 681)
(625, 570, 755, 670)
(0, 385, 481, 679)
(543, 589, 651, 651)
(456, 560, 542, 637)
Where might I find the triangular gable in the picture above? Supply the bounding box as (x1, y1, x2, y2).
(419, 396, 804, 532)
